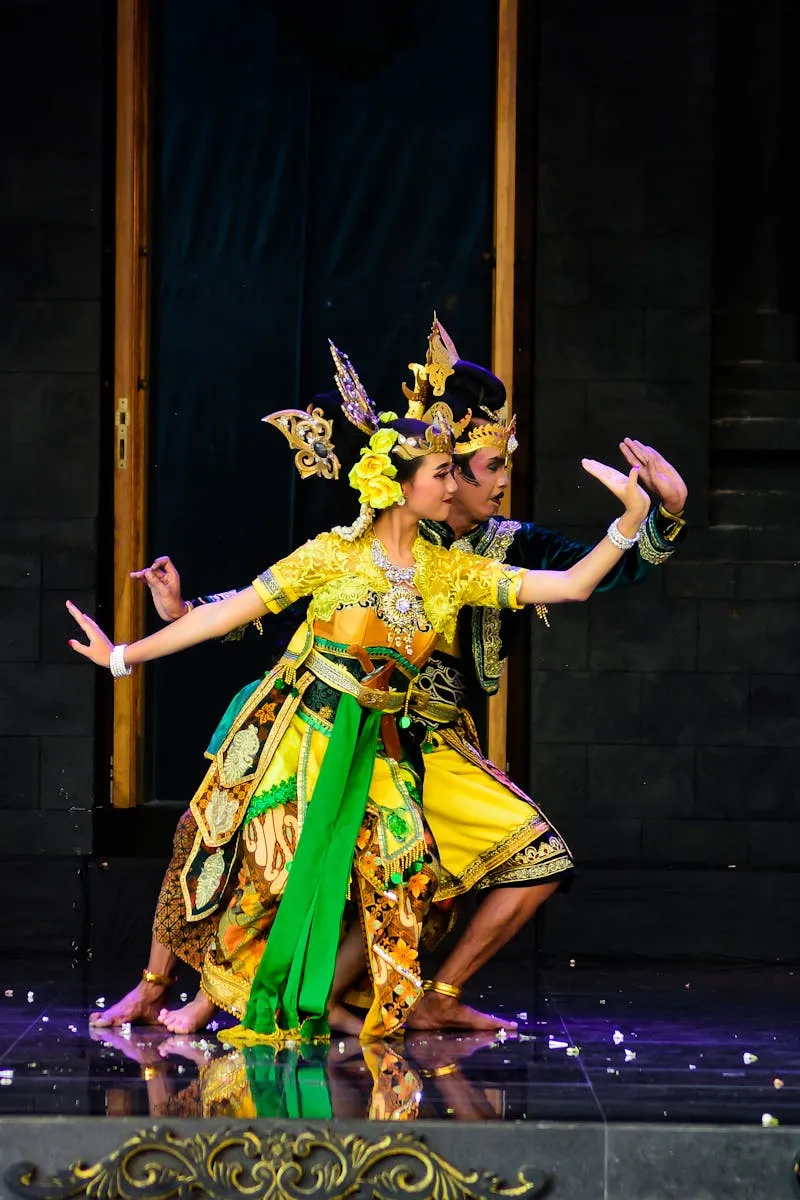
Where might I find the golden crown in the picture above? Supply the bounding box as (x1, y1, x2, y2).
(454, 412, 518, 462)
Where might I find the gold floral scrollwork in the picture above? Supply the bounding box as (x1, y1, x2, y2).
(3, 1125, 549, 1200)
(222, 725, 261, 785)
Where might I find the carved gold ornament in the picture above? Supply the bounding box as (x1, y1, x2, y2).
(4, 1126, 548, 1200)
(262, 406, 341, 480)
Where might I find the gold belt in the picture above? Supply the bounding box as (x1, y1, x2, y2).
(302, 649, 460, 726)
(304, 650, 408, 712)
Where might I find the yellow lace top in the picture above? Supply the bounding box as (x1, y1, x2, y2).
(252, 531, 524, 647)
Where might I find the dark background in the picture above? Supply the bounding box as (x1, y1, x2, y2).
(0, 0, 798, 968)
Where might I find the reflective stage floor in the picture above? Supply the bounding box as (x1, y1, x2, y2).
(0, 959, 797, 1127)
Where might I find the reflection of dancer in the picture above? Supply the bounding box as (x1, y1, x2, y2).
(88, 1026, 210, 1117)
(178, 1035, 504, 1122)
(75, 339, 649, 1044)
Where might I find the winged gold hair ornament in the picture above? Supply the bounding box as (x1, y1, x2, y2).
(329, 339, 380, 435)
(262, 406, 340, 480)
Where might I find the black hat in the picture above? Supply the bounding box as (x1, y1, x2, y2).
(439, 360, 506, 425)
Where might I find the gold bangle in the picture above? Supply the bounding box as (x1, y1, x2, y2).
(422, 979, 462, 1001)
(658, 504, 686, 521)
(142, 969, 173, 988)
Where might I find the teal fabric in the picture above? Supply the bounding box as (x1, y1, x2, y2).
(206, 679, 262, 756)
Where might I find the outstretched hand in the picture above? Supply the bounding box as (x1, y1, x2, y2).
(581, 459, 651, 523)
(66, 600, 113, 667)
(130, 555, 186, 622)
(619, 438, 687, 514)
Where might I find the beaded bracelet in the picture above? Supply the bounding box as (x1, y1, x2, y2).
(109, 643, 132, 678)
(607, 517, 640, 551)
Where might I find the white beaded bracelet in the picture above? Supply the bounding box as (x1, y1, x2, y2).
(109, 643, 132, 678)
(607, 517, 640, 551)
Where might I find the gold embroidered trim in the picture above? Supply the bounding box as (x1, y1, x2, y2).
(476, 852, 574, 890)
(466, 518, 522, 690)
(253, 569, 293, 612)
(200, 956, 250, 1020)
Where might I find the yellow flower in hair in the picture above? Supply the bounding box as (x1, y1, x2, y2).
(367, 428, 399, 455)
(350, 452, 397, 486)
(360, 474, 404, 510)
(379, 411, 399, 425)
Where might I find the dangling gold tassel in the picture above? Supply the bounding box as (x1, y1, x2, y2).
(535, 603, 550, 627)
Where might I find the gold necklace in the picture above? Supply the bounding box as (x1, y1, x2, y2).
(370, 538, 428, 657)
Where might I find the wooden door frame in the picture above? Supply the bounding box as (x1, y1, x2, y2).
(111, 0, 151, 806)
(111, 0, 517, 798)
(486, 0, 518, 771)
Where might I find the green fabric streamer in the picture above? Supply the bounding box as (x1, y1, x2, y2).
(243, 692, 381, 1039)
(242, 1045, 333, 1120)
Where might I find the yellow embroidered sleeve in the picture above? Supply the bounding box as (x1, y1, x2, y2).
(252, 532, 348, 613)
(445, 546, 525, 611)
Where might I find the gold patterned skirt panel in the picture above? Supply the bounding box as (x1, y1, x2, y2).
(152, 809, 224, 971)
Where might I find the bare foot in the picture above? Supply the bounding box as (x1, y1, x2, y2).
(407, 990, 518, 1033)
(158, 991, 216, 1034)
(89, 980, 168, 1027)
(328, 1003, 364, 1037)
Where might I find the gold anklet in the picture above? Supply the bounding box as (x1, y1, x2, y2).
(422, 1062, 459, 1078)
(141, 1064, 167, 1081)
(422, 979, 462, 1001)
(142, 969, 174, 988)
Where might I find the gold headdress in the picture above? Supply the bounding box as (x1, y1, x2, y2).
(402, 316, 517, 464)
(454, 412, 518, 463)
(328, 340, 380, 436)
(328, 340, 453, 462)
(401, 316, 472, 440)
(263, 340, 454, 524)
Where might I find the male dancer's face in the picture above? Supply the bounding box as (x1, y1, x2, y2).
(448, 445, 510, 532)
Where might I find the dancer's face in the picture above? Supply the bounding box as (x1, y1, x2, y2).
(402, 453, 458, 521)
(450, 446, 511, 526)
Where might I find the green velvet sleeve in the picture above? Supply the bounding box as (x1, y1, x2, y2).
(508, 506, 686, 590)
